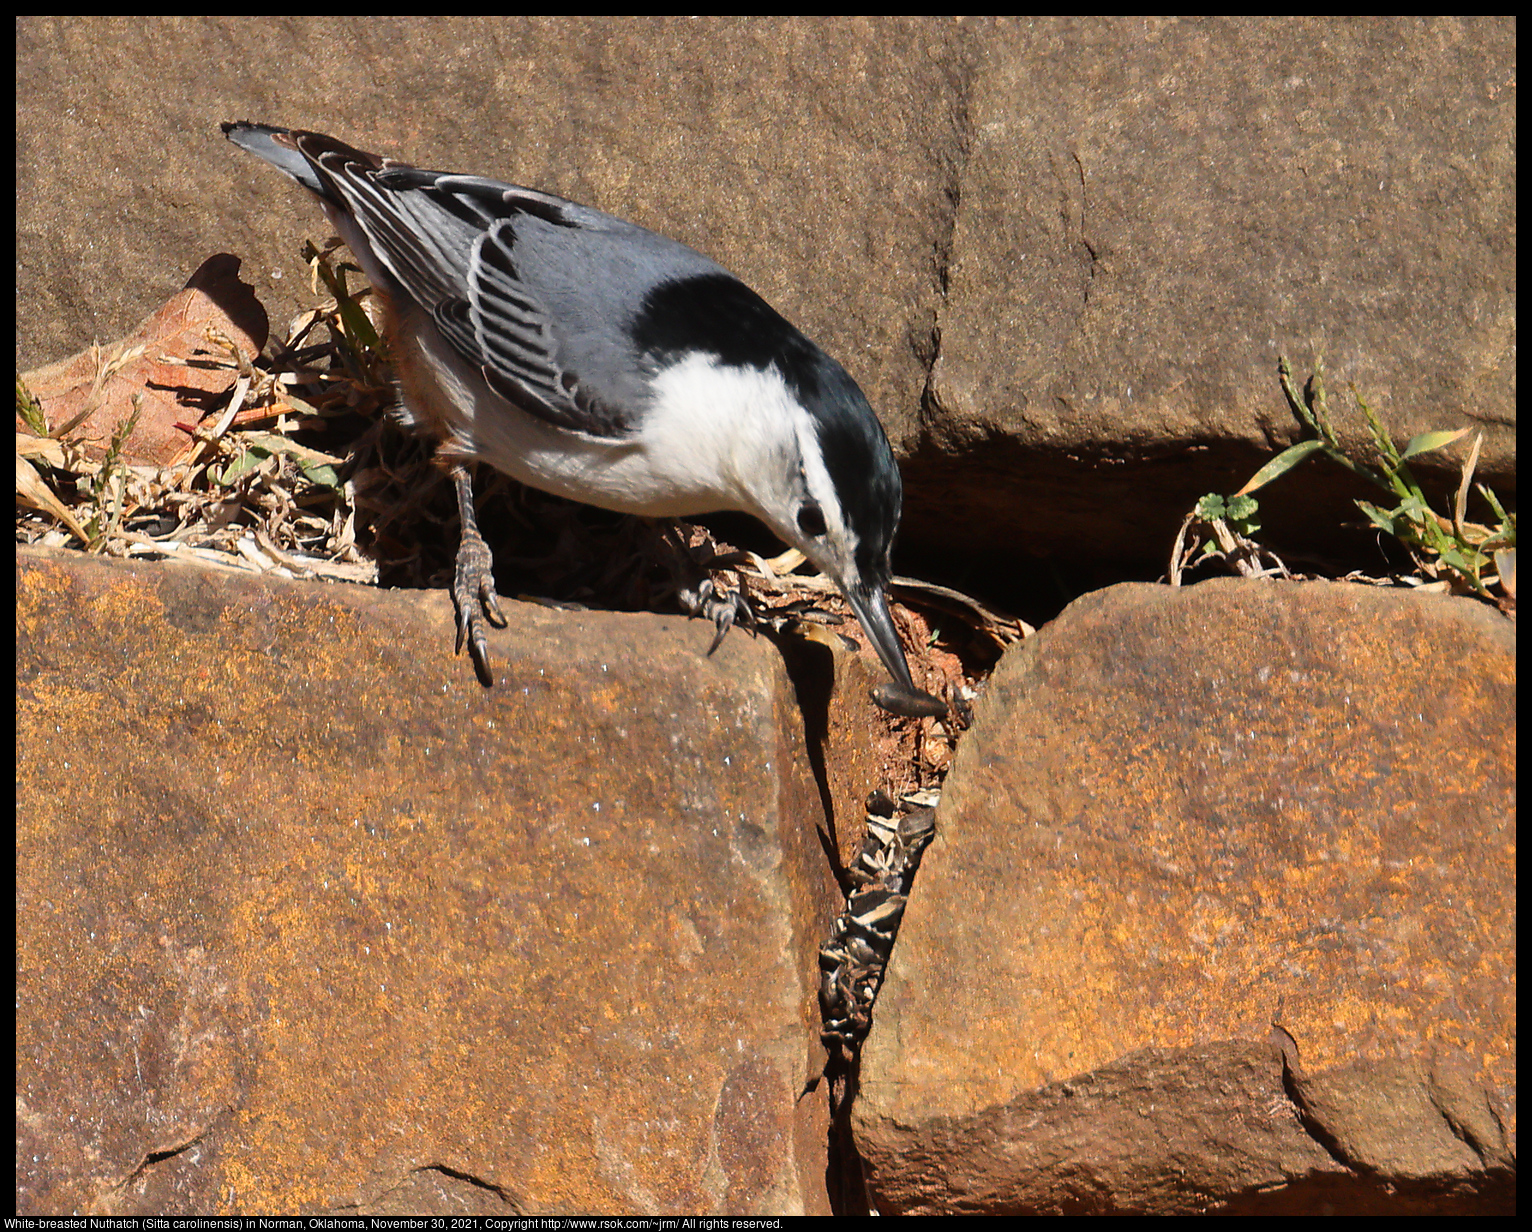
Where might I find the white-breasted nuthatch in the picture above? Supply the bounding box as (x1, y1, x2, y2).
(222, 123, 941, 714)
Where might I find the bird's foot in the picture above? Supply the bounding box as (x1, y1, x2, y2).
(680, 576, 758, 656)
(450, 465, 507, 687)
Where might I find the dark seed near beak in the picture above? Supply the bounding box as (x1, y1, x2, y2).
(871, 682, 947, 718)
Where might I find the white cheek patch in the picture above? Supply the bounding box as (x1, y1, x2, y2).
(791, 418, 850, 547)
(646, 358, 862, 588)
(643, 354, 811, 513)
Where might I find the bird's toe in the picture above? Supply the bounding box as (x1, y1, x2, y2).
(452, 529, 503, 686)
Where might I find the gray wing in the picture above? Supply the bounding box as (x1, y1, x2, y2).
(291, 132, 709, 438)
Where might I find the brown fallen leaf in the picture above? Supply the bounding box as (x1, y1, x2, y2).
(17, 253, 269, 468)
(16, 451, 90, 545)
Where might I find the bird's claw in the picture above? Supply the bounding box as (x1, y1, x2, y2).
(450, 464, 507, 687)
(453, 530, 507, 687)
(682, 577, 757, 656)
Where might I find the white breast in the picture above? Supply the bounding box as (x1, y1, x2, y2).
(402, 323, 807, 526)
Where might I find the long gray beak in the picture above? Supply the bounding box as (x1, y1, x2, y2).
(841, 576, 947, 717)
(844, 577, 917, 693)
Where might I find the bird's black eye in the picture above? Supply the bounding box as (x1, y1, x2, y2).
(797, 502, 828, 538)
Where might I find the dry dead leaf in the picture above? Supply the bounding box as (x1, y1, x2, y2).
(16, 453, 89, 544)
(17, 254, 269, 468)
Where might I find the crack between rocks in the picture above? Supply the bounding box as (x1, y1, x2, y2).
(411, 1162, 516, 1206)
(919, 40, 978, 427)
(1071, 150, 1102, 303)
(1276, 1046, 1364, 1178)
(1426, 1079, 1507, 1170)
(115, 1128, 209, 1195)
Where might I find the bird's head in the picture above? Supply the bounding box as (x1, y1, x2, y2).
(631, 270, 934, 705)
(764, 351, 920, 696)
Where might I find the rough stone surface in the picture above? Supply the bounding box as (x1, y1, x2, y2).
(16, 18, 1512, 590)
(855, 579, 1515, 1213)
(13, 18, 1519, 1212)
(15, 546, 896, 1215)
(15, 15, 969, 453)
(907, 15, 1516, 575)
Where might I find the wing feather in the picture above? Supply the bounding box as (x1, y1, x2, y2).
(295, 134, 635, 437)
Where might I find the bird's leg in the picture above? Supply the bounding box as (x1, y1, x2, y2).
(449, 462, 507, 686)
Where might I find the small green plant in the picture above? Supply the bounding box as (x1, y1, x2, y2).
(1172, 356, 1515, 606)
(15, 368, 145, 549)
(1272, 356, 1513, 603)
(79, 393, 145, 549)
(17, 240, 388, 578)
(16, 376, 92, 544)
(1194, 492, 1260, 538)
(210, 432, 342, 492)
(1169, 490, 1289, 584)
(302, 239, 384, 377)
(15, 376, 48, 437)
